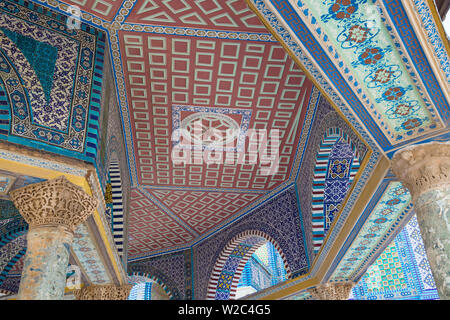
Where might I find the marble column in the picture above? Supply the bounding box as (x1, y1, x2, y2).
(74, 284, 133, 300)
(9, 176, 97, 300)
(308, 281, 354, 300)
(391, 142, 449, 300)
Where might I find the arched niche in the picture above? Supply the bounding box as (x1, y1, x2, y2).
(311, 127, 361, 254)
(206, 230, 291, 300)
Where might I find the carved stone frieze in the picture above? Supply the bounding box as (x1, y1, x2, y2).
(9, 176, 97, 232)
(308, 281, 355, 300)
(74, 284, 133, 300)
(391, 142, 450, 200)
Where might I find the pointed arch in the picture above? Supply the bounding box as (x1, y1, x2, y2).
(311, 127, 361, 253)
(207, 230, 291, 300)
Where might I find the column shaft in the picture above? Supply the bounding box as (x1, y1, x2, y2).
(19, 225, 73, 300)
(414, 185, 449, 299)
(391, 142, 450, 300)
(9, 176, 97, 300)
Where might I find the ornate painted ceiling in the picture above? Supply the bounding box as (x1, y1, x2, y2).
(0, 0, 445, 258)
(0, 0, 448, 300)
(247, 0, 449, 152)
(8, 0, 318, 259)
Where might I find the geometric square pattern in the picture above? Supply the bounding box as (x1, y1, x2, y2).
(120, 31, 312, 190)
(331, 182, 412, 281)
(363, 242, 407, 293)
(350, 214, 439, 300)
(128, 188, 195, 256)
(148, 189, 261, 234)
(125, 0, 269, 33)
(0, 4, 105, 158)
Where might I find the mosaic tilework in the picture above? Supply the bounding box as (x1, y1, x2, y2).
(7, 253, 23, 275)
(412, 0, 450, 83)
(249, 0, 389, 149)
(128, 282, 152, 300)
(0, 217, 28, 249)
(0, 199, 20, 220)
(0, 0, 106, 162)
(312, 130, 360, 253)
(119, 30, 312, 189)
(237, 255, 272, 292)
(125, 0, 270, 33)
(380, 0, 449, 122)
(58, 0, 122, 21)
(331, 181, 413, 281)
(350, 214, 439, 300)
(94, 53, 131, 264)
(239, 241, 287, 292)
(128, 273, 174, 299)
(206, 231, 289, 300)
(128, 188, 195, 256)
(0, 233, 26, 286)
(147, 189, 261, 235)
(0, 175, 15, 195)
(404, 215, 438, 295)
(297, 97, 368, 260)
(71, 223, 111, 284)
(128, 249, 191, 300)
(194, 187, 308, 299)
(127, 280, 170, 300)
(283, 290, 312, 300)
(0, 273, 20, 293)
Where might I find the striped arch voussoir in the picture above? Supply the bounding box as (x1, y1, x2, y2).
(127, 272, 174, 299)
(206, 230, 291, 300)
(108, 158, 124, 255)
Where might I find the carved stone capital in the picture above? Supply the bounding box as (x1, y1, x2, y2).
(74, 284, 133, 300)
(9, 176, 97, 232)
(308, 282, 355, 300)
(391, 142, 450, 200)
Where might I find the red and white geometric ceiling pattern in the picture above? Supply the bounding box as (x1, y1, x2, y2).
(51, 0, 314, 259)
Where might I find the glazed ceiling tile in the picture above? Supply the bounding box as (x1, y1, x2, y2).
(58, 0, 123, 22)
(0, 0, 106, 161)
(249, 0, 449, 151)
(330, 181, 412, 281)
(7, 253, 23, 275)
(296, 0, 443, 139)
